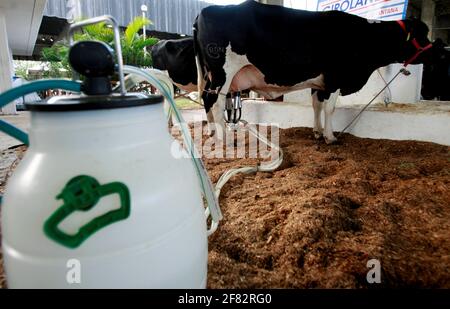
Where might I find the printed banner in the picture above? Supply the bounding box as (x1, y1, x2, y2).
(316, 0, 409, 21)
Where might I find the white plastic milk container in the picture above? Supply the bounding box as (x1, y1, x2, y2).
(1, 93, 208, 288)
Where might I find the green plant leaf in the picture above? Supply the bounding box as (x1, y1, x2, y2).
(39, 15, 158, 74)
(124, 16, 152, 46)
(83, 22, 114, 43)
(41, 44, 69, 62)
(73, 32, 90, 42)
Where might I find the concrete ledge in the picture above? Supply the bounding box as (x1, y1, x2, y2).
(241, 100, 450, 146)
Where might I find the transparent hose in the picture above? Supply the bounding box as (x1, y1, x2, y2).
(213, 121, 284, 202)
(0, 80, 81, 110)
(122, 66, 222, 236)
(0, 79, 82, 205)
(0, 79, 82, 145)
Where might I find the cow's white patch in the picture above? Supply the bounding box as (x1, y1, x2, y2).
(209, 44, 252, 142)
(312, 91, 324, 139)
(323, 89, 340, 144)
(223, 45, 252, 91)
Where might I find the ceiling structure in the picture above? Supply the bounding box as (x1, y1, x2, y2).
(0, 0, 47, 56)
(4, 0, 449, 59)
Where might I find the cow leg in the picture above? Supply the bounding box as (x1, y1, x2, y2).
(204, 94, 225, 140)
(203, 80, 217, 137)
(206, 109, 215, 136)
(311, 91, 323, 139)
(202, 79, 227, 142)
(209, 95, 227, 143)
(323, 89, 340, 144)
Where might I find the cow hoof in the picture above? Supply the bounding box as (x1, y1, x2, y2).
(313, 130, 323, 140)
(324, 136, 338, 145)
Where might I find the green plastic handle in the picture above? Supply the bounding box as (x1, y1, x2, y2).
(44, 175, 131, 249)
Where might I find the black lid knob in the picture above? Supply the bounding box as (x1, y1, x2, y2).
(69, 41, 116, 95)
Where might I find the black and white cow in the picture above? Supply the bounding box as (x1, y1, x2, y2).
(194, 0, 433, 143)
(151, 38, 198, 92)
(422, 38, 450, 101)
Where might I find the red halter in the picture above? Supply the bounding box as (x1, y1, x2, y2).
(396, 20, 433, 66)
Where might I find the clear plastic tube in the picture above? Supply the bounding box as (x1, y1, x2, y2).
(0, 119, 29, 145)
(0, 79, 82, 204)
(122, 66, 222, 235)
(0, 79, 82, 145)
(0, 80, 81, 110)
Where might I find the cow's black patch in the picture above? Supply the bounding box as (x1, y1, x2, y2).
(194, 0, 432, 111)
(422, 39, 450, 101)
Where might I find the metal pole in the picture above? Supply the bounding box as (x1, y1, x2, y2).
(141, 4, 148, 55)
(337, 68, 409, 137)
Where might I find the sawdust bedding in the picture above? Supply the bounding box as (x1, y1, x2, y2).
(0, 126, 449, 288)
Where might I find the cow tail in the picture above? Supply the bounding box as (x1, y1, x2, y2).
(193, 19, 206, 106)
